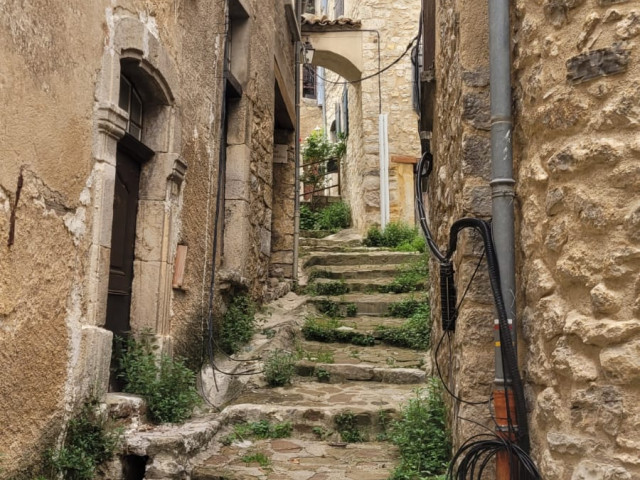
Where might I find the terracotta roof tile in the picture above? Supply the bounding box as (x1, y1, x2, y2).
(301, 13, 362, 28)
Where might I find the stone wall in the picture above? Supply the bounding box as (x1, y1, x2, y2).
(429, 0, 640, 478)
(514, 1, 640, 478)
(429, 0, 496, 455)
(0, 0, 295, 475)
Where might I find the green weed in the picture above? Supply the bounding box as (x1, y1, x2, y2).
(118, 336, 201, 424)
(263, 349, 296, 387)
(240, 452, 271, 467)
(45, 403, 121, 480)
(380, 256, 429, 294)
(220, 294, 256, 354)
(345, 303, 358, 317)
(389, 380, 451, 479)
(335, 411, 365, 443)
(315, 368, 331, 382)
(388, 297, 426, 318)
(222, 420, 293, 445)
(363, 222, 423, 251)
(377, 302, 431, 350)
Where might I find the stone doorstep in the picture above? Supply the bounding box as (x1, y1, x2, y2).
(305, 263, 401, 280)
(192, 438, 399, 480)
(303, 251, 420, 267)
(295, 361, 426, 384)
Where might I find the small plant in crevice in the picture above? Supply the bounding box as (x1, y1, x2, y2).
(376, 409, 393, 441)
(118, 336, 201, 424)
(334, 411, 365, 443)
(44, 403, 121, 480)
(315, 368, 331, 382)
(240, 452, 271, 468)
(220, 294, 256, 355)
(312, 426, 330, 440)
(316, 299, 343, 318)
(389, 380, 451, 480)
(345, 303, 358, 317)
(263, 349, 296, 387)
(295, 345, 335, 364)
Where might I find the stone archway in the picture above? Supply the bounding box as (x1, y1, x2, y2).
(303, 30, 363, 82)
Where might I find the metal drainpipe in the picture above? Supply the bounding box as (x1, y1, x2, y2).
(293, 2, 302, 283)
(489, 0, 518, 478)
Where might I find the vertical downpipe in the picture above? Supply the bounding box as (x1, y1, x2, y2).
(293, 1, 302, 282)
(379, 113, 390, 229)
(488, 0, 517, 478)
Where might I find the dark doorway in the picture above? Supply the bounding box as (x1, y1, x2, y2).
(106, 133, 153, 391)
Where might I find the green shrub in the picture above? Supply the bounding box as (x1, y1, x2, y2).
(118, 336, 201, 424)
(363, 221, 423, 251)
(45, 404, 120, 480)
(335, 411, 365, 443)
(263, 349, 296, 387)
(300, 203, 318, 231)
(377, 303, 431, 350)
(315, 201, 351, 231)
(389, 380, 450, 479)
(220, 294, 256, 354)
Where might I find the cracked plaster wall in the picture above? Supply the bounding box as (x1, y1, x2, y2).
(0, 0, 295, 475)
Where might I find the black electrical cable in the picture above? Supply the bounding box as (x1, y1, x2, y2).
(446, 218, 530, 454)
(415, 149, 448, 263)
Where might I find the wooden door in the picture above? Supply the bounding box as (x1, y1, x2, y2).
(105, 149, 141, 339)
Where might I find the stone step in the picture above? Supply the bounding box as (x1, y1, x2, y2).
(310, 293, 418, 316)
(193, 438, 398, 480)
(304, 251, 420, 267)
(297, 339, 427, 370)
(295, 361, 426, 384)
(223, 381, 416, 437)
(311, 277, 398, 293)
(306, 263, 401, 280)
(299, 237, 364, 249)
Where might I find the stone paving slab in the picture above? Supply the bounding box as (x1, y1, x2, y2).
(312, 277, 394, 293)
(192, 438, 398, 480)
(295, 361, 426, 384)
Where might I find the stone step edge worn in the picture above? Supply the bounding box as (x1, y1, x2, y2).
(295, 361, 427, 384)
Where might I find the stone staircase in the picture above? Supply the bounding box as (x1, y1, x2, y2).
(190, 230, 430, 480)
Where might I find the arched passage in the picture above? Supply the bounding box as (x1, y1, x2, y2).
(303, 30, 363, 82)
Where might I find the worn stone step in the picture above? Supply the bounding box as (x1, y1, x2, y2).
(310, 293, 418, 316)
(304, 251, 420, 267)
(295, 361, 426, 384)
(222, 382, 416, 437)
(306, 263, 401, 281)
(311, 277, 403, 293)
(193, 438, 398, 480)
(297, 339, 428, 370)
